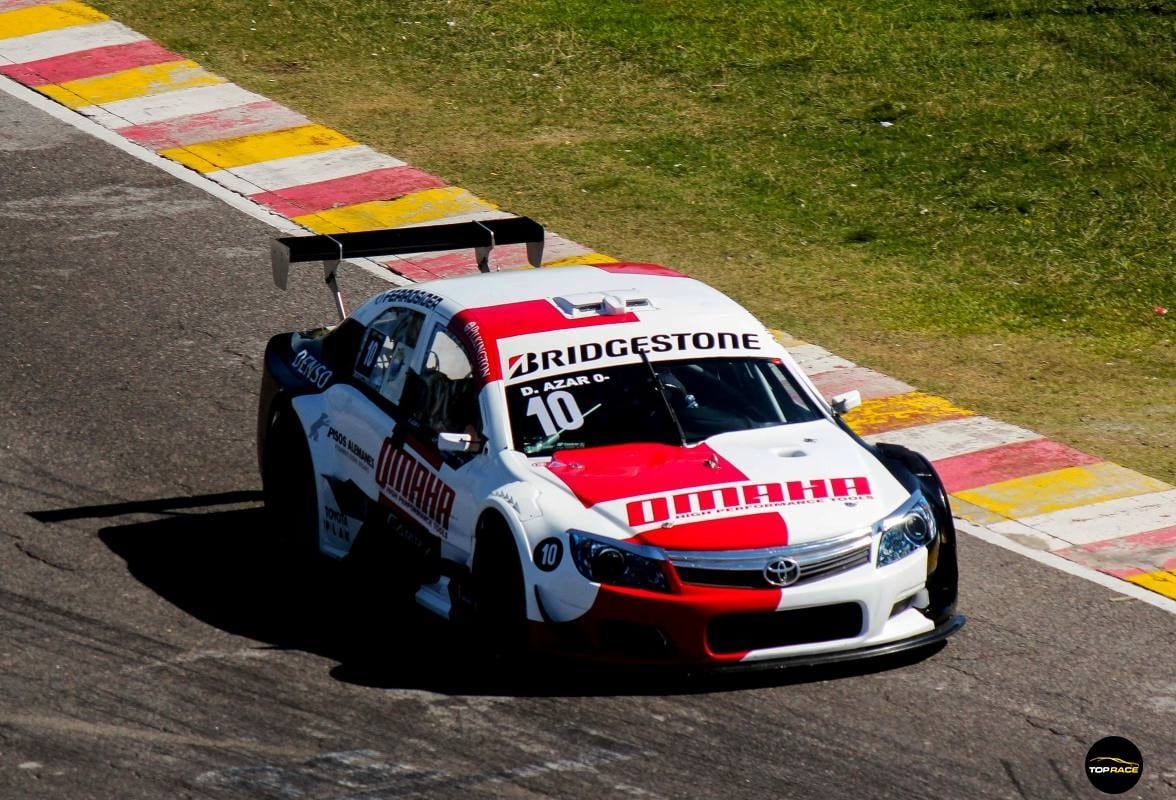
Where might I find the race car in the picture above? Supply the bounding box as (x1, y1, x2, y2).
(258, 217, 962, 668)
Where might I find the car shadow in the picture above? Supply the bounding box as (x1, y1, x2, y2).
(80, 499, 946, 696)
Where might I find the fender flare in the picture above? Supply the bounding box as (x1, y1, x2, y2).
(477, 494, 543, 621)
(872, 442, 960, 623)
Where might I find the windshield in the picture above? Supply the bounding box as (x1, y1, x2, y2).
(506, 357, 823, 457)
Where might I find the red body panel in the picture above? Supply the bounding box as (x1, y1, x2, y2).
(634, 511, 789, 550)
(451, 299, 639, 384)
(544, 443, 746, 507)
(534, 581, 786, 664)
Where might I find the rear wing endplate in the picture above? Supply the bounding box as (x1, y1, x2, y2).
(270, 217, 546, 320)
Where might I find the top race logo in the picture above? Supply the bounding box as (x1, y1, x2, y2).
(507, 331, 761, 379)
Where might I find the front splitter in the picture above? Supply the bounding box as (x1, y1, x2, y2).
(700, 614, 966, 673)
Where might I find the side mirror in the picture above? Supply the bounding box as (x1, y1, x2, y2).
(438, 432, 482, 453)
(830, 390, 862, 415)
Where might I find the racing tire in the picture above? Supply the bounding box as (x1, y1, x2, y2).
(470, 516, 530, 663)
(262, 406, 320, 559)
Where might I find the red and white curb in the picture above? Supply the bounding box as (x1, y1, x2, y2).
(3, 0, 1172, 611)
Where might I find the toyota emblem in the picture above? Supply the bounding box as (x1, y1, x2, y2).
(763, 557, 801, 587)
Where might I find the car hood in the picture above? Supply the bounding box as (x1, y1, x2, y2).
(540, 420, 909, 550)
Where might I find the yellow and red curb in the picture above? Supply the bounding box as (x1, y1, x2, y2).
(0, 0, 612, 276)
(3, 0, 1173, 601)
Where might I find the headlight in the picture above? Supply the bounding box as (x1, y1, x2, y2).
(568, 530, 669, 592)
(875, 491, 937, 567)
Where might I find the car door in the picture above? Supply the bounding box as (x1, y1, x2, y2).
(407, 321, 501, 562)
(316, 304, 427, 558)
(317, 310, 498, 580)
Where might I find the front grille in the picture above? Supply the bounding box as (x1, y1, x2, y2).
(707, 603, 864, 654)
(667, 531, 872, 589)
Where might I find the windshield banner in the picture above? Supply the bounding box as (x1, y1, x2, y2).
(503, 330, 765, 383)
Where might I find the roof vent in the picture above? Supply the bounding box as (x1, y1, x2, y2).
(600, 295, 627, 315)
(553, 291, 654, 317)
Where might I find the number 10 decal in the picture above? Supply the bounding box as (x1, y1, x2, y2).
(525, 390, 585, 436)
(533, 537, 563, 571)
(355, 329, 383, 377)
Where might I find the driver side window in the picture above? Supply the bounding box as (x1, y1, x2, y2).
(417, 325, 481, 436)
(354, 306, 424, 407)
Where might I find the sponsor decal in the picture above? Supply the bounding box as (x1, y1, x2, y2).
(308, 413, 330, 442)
(322, 476, 368, 546)
(378, 287, 444, 310)
(292, 349, 333, 388)
(375, 438, 456, 536)
(506, 331, 762, 380)
(325, 426, 375, 471)
(517, 373, 608, 396)
(1084, 737, 1142, 794)
(461, 319, 492, 381)
(322, 503, 355, 543)
(450, 298, 641, 385)
(625, 476, 873, 527)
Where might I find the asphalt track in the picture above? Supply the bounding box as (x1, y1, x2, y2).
(0, 89, 1173, 800)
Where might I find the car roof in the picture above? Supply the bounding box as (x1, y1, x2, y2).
(351, 262, 788, 387)
(359, 263, 755, 325)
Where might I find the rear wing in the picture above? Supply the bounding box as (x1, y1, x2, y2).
(271, 217, 546, 319)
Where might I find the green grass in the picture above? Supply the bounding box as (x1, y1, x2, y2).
(93, 0, 1175, 481)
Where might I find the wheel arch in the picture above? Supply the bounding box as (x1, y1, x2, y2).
(260, 391, 323, 558)
(872, 442, 959, 624)
(260, 391, 318, 485)
(475, 499, 540, 622)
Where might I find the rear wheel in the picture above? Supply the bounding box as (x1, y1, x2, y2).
(262, 406, 319, 558)
(470, 516, 529, 661)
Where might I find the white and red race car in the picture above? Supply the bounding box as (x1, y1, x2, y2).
(258, 218, 962, 668)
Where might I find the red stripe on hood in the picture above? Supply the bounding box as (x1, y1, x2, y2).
(545, 443, 746, 507)
(633, 512, 788, 550)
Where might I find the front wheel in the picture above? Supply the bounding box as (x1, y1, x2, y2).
(470, 517, 529, 661)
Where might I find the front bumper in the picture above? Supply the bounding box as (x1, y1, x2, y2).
(532, 551, 959, 666)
